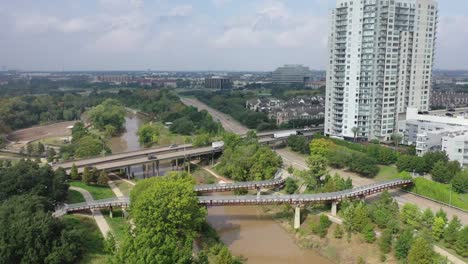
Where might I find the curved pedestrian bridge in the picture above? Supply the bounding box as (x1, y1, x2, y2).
(194, 177, 285, 192)
(55, 179, 412, 217)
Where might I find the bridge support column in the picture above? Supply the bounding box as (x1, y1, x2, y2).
(294, 206, 301, 229)
(256, 187, 261, 197)
(175, 159, 179, 170)
(156, 160, 160, 176)
(331, 201, 338, 216)
(109, 206, 113, 218)
(127, 166, 131, 180)
(152, 162, 155, 176)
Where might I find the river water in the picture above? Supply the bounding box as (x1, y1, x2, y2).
(108, 114, 332, 264)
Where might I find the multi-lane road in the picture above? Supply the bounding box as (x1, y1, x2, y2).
(181, 97, 468, 225)
(180, 97, 249, 134)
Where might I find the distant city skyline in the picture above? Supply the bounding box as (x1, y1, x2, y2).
(1, 0, 468, 71)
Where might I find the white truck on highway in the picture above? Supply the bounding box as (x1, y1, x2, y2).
(273, 131, 297, 139)
(212, 141, 225, 149)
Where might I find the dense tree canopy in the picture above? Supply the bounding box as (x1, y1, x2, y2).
(0, 160, 68, 203)
(88, 99, 125, 136)
(217, 134, 282, 182)
(117, 172, 206, 263)
(0, 93, 87, 134)
(0, 195, 86, 264)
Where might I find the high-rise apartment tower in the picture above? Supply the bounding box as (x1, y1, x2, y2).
(325, 0, 438, 141)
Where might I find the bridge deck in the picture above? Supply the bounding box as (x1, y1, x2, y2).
(57, 179, 412, 215)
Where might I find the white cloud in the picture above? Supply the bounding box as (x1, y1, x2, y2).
(213, 0, 327, 50)
(168, 5, 193, 17)
(212, 0, 232, 8)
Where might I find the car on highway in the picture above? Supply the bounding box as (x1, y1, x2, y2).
(148, 155, 158, 160)
(169, 144, 178, 148)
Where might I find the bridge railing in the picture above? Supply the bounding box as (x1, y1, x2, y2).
(197, 179, 413, 205)
(58, 179, 413, 213)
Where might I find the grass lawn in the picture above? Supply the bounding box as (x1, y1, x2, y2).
(375, 165, 399, 181)
(66, 189, 86, 203)
(192, 167, 217, 184)
(102, 209, 129, 244)
(411, 177, 468, 210)
(62, 215, 108, 264)
(69, 181, 115, 200)
(114, 180, 134, 196)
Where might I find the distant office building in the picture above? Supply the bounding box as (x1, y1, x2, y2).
(325, 0, 438, 142)
(272, 65, 312, 84)
(204, 76, 232, 90)
(98, 75, 133, 84)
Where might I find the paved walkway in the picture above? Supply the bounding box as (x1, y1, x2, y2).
(108, 181, 124, 197)
(201, 166, 233, 183)
(434, 245, 466, 264)
(70, 186, 111, 237)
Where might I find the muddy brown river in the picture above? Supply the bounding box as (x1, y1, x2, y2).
(108, 113, 333, 264)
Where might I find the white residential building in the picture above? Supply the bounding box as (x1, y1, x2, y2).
(325, 0, 438, 141)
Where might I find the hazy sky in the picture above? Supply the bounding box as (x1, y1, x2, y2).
(1, 0, 467, 71)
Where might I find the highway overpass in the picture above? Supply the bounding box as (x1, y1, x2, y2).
(53, 129, 318, 174)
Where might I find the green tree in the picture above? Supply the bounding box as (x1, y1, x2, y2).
(455, 226, 468, 257)
(137, 123, 160, 146)
(423, 151, 448, 172)
(284, 178, 298, 194)
(369, 191, 400, 229)
(97, 170, 109, 185)
(287, 135, 310, 154)
(421, 208, 435, 229)
(47, 147, 57, 162)
(407, 237, 435, 264)
(26, 142, 33, 156)
(71, 121, 88, 142)
(37, 142, 45, 155)
(334, 225, 344, 239)
(306, 154, 328, 187)
(400, 204, 421, 229)
(75, 135, 106, 158)
(309, 138, 335, 156)
(435, 209, 448, 223)
(391, 133, 403, 150)
(444, 216, 461, 247)
(104, 232, 117, 254)
(431, 160, 451, 183)
(88, 99, 125, 134)
(432, 217, 446, 241)
(70, 163, 80, 180)
(117, 172, 206, 263)
(379, 229, 393, 254)
(0, 160, 68, 203)
(213, 246, 236, 264)
(193, 133, 212, 147)
(451, 170, 468, 193)
(362, 223, 376, 243)
(0, 194, 85, 264)
(395, 229, 413, 260)
(82, 167, 92, 185)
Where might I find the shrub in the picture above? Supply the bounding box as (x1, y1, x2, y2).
(284, 178, 298, 194)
